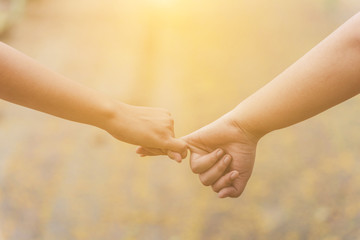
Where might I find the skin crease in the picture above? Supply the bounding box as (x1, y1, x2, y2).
(137, 12, 360, 198)
(182, 116, 257, 198)
(137, 115, 256, 198)
(0, 42, 187, 159)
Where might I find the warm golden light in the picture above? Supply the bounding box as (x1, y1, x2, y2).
(145, 0, 179, 8)
(1, 0, 360, 239)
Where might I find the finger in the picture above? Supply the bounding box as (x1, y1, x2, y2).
(218, 187, 239, 198)
(136, 146, 149, 155)
(217, 179, 247, 198)
(137, 145, 187, 162)
(165, 138, 188, 154)
(198, 154, 232, 186)
(136, 147, 158, 156)
(167, 150, 182, 163)
(136, 146, 165, 156)
(190, 148, 225, 174)
(180, 149, 188, 159)
(211, 171, 239, 193)
(136, 147, 181, 162)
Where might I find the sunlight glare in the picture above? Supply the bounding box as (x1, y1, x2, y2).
(146, 0, 179, 9)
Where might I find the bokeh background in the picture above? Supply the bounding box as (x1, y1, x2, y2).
(0, 0, 360, 239)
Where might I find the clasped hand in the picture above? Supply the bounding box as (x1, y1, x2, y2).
(131, 108, 259, 199)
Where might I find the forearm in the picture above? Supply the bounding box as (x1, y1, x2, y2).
(0, 42, 116, 129)
(232, 13, 360, 138)
(0, 42, 187, 153)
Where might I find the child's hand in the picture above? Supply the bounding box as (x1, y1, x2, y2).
(104, 102, 187, 162)
(136, 145, 238, 191)
(137, 114, 259, 198)
(180, 115, 258, 198)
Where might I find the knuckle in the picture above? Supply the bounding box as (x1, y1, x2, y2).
(232, 188, 244, 198)
(211, 185, 220, 193)
(199, 175, 211, 186)
(163, 137, 173, 146)
(232, 191, 242, 198)
(212, 150, 225, 162)
(225, 175, 233, 184)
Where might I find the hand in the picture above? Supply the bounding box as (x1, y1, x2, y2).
(104, 102, 187, 162)
(187, 147, 240, 192)
(182, 114, 259, 198)
(136, 145, 239, 194)
(137, 112, 260, 198)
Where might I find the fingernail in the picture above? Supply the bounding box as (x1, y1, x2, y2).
(223, 155, 231, 165)
(216, 149, 224, 157)
(230, 171, 239, 180)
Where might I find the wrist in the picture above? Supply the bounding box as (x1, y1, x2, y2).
(224, 108, 268, 144)
(92, 98, 124, 131)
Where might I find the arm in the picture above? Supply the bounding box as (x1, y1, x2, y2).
(137, 12, 360, 197)
(231, 12, 360, 138)
(0, 42, 116, 128)
(209, 12, 360, 197)
(0, 42, 186, 159)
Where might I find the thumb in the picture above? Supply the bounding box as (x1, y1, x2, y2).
(165, 138, 188, 159)
(180, 134, 198, 153)
(180, 134, 190, 144)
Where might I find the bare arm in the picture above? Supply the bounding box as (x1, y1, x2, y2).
(206, 12, 360, 197)
(232, 13, 360, 138)
(0, 42, 117, 128)
(137, 12, 360, 197)
(0, 42, 186, 158)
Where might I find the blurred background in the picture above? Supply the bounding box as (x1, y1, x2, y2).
(0, 0, 360, 239)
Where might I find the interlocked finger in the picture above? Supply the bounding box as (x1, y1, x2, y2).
(198, 154, 232, 186)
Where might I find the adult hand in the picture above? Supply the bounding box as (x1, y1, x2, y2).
(137, 112, 259, 198)
(182, 114, 259, 198)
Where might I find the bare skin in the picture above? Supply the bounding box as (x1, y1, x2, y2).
(0, 42, 187, 160)
(137, 12, 360, 197)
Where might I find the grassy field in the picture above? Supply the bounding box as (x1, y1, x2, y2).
(0, 0, 360, 239)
